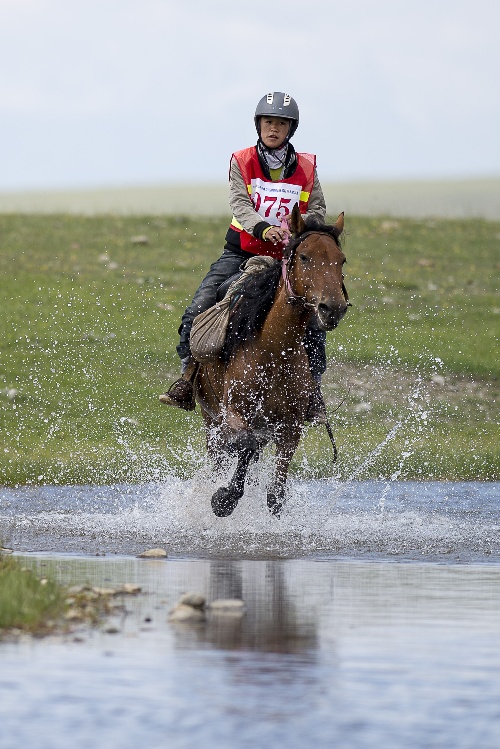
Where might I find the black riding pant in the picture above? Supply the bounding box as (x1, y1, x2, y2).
(176, 249, 327, 381)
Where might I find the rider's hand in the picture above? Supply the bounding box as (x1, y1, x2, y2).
(263, 225, 289, 245)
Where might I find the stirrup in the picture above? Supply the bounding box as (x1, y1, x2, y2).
(159, 378, 196, 411)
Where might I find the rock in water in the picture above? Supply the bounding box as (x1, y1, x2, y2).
(178, 592, 206, 609)
(168, 604, 206, 623)
(168, 591, 207, 623)
(208, 599, 245, 616)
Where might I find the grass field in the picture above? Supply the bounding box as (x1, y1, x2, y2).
(0, 213, 498, 485)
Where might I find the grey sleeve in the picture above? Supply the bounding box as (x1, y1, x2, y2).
(229, 157, 263, 235)
(303, 168, 327, 224)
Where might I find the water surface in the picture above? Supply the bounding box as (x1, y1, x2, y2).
(1, 479, 499, 748)
(1, 553, 500, 749)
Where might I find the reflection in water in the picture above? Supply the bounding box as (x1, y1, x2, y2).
(173, 561, 319, 655)
(3, 555, 500, 749)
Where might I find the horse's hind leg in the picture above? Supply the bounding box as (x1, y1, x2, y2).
(211, 432, 257, 517)
(267, 432, 301, 518)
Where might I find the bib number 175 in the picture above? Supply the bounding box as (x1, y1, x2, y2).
(253, 193, 293, 222)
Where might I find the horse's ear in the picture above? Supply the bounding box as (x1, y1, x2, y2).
(289, 203, 305, 235)
(333, 212, 344, 234)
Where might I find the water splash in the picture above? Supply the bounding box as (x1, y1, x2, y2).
(2, 477, 499, 562)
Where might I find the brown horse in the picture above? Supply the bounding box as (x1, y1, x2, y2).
(195, 205, 349, 518)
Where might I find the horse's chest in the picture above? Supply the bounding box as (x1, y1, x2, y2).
(231, 366, 309, 423)
(226, 347, 310, 422)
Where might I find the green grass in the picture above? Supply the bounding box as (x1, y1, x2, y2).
(0, 213, 498, 484)
(0, 552, 66, 634)
(335, 217, 498, 377)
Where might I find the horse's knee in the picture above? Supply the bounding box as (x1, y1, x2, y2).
(222, 428, 257, 456)
(267, 491, 284, 518)
(235, 431, 258, 454)
(267, 482, 286, 518)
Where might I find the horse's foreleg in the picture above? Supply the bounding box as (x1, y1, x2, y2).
(211, 405, 257, 517)
(267, 432, 301, 518)
(211, 436, 256, 518)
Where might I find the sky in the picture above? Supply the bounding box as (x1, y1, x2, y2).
(1, 0, 499, 190)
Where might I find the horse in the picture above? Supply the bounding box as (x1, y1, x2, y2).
(195, 204, 349, 518)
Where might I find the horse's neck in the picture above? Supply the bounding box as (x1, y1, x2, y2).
(259, 281, 310, 349)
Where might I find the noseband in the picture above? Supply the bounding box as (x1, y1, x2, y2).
(281, 230, 351, 309)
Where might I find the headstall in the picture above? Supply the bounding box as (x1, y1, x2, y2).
(280, 231, 350, 308)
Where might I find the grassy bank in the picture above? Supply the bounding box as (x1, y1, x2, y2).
(0, 551, 66, 635)
(0, 551, 141, 637)
(0, 213, 498, 484)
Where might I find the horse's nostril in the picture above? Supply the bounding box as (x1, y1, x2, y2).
(318, 301, 347, 318)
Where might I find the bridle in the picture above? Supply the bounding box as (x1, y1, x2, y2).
(280, 230, 351, 309)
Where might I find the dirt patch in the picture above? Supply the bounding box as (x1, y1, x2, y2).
(323, 362, 498, 415)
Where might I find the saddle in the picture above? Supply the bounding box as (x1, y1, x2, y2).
(189, 256, 276, 363)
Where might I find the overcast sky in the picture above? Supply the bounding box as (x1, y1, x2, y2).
(1, 0, 499, 189)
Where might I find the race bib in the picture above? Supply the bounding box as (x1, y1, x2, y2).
(250, 178, 302, 226)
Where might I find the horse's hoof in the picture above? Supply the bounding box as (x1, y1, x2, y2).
(211, 487, 239, 517)
(267, 495, 283, 518)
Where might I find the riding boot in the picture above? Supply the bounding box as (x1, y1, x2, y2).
(159, 357, 198, 411)
(305, 381, 327, 424)
(303, 324, 328, 424)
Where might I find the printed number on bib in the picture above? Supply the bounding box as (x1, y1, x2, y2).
(253, 194, 292, 219)
(250, 179, 302, 226)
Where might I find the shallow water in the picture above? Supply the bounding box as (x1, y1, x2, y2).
(1, 479, 500, 748)
(1, 478, 499, 561)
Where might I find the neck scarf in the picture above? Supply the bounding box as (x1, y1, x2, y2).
(257, 140, 289, 171)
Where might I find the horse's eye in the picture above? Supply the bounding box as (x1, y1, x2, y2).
(299, 253, 310, 263)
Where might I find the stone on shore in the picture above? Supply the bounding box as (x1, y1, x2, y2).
(137, 548, 167, 559)
(65, 608, 85, 622)
(92, 587, 117, 597)
(120, 583, 142, 594)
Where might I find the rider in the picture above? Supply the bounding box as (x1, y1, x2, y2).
(159, 92, 329, 421)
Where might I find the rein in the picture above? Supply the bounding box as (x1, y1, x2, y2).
(281, 256, 315, 308)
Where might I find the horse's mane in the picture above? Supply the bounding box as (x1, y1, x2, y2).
(222, 260, 281, 363)
(222, 218, 342, 363)
(286, 217, 343, 254)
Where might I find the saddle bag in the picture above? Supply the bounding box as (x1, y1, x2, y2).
(189, 255, 277, 364)
(189, 296, 231, 363)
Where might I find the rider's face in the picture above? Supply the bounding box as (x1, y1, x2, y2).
(259, 117, 290, 149)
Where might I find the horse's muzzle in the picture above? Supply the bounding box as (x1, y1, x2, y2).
(316, 300, 349, 330)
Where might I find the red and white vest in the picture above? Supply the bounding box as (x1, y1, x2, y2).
(229, 146, 316, 259)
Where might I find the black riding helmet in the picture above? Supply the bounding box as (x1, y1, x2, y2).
(254, 92, 299, 140)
